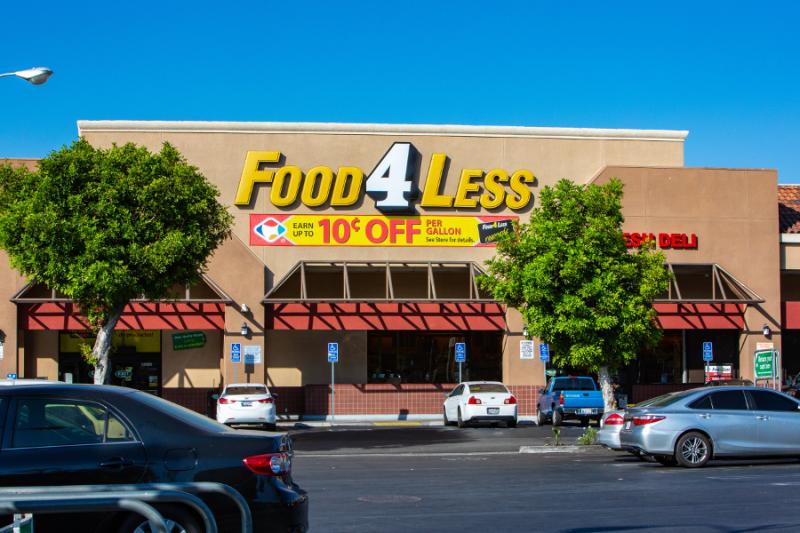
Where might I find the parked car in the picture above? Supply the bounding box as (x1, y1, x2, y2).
(782, 372, 800, 397)
(0, 383, 308, 532)
(619, 386, 800, 468)
(598, 393, 677, 452)
(443, 381, 517, 428)
(216, 383, 277, 430)
(537, 376, 604, 426)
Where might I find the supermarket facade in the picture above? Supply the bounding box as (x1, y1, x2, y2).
(1, 120, 797, 418)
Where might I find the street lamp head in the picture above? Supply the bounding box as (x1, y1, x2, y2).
(14, 67, 53, 85)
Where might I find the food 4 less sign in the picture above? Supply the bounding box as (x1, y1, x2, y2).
(235, 143, 536, 213)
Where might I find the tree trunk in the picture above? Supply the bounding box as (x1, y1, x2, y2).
(92, 307, 124, 385)
(598, 366, 616, 413)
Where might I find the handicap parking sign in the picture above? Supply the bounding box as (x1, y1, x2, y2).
(455, 342, 466, 363)
(231, 343, 241, 363)
(539, 343, 550, 363)
(328, 342, 339, 363)
(702, 341, 713, 362)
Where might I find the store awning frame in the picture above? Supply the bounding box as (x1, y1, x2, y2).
(263, 261, 495, 303)
(656, 263, 764, 305)
(11, 274, 234, 305)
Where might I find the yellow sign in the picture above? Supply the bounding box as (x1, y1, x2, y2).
(60, 331, 162, 353)
(250, 214, 515, 247)
(235, 143, 536, 212)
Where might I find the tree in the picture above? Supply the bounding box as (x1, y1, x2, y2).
(480, 178, 670, 412)
(0, 140, 232, 384)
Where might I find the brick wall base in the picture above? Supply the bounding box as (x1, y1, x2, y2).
(163, 384, 540, 418)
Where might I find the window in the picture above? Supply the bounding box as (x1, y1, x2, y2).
(551, 378, 597, 392)
(689, 394, 712, 409)
(225, 386, 267, 396)
(450, 385, 465, 397)
(748, 390, 799, 412)
(467, 384, 508, 394)
(12, 398, 135, 448)
(709, 390, 748, 410)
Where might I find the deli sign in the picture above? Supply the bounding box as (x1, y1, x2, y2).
(624, 232, 698, 250)
(235, 143, 536, 213)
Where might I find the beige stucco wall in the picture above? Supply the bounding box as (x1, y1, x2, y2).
(24, 330, 58, 380)
(265, 330, 367, 386)
(162, 329, 223, 388)
(594, 166, 781, 381)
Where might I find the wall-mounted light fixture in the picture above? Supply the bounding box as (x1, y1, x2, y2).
(240, 323, 250, 337)
(240, 303, 250, 314)
(762, 324, 772, 337)
(522, 326, 529, 339)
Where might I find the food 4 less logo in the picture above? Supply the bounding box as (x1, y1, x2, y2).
(235, 143, 536, 212)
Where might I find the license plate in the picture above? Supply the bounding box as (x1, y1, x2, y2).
(580, 408, 594, 415)
(241, 401, 252, 407)
(487, 407, 500, 415)
(624, 421, 631, 430)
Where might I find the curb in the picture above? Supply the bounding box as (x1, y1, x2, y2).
(519, 445, 595, 453)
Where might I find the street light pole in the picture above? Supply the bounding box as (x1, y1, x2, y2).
(0, 67, 53, 86)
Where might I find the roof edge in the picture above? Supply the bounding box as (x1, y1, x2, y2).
(77, 121, 689, 142)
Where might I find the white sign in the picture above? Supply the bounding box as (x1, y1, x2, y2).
(520, 340, 534, 360)
(756, 342, 774, 351)
(244, 345, 262, 364)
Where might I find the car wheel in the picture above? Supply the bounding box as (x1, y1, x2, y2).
(457, 408, 466, 428)
(536, 410, 547, 426)
(675, 432, 711, 468)
(120, 504, 202, 533)
(654, 455, 677, 466)
(507, 419, 517, 428)
(552, 409, 563, 427)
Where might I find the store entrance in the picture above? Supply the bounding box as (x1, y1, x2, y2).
(367, 331, 503, 384)
(58, 331, 162, 394)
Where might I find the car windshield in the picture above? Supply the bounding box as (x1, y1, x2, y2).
(132, 391, 233, 433)
(552, 378, 596, 391)
(468, 384, 508, 393)
(225, 385, 268, 396)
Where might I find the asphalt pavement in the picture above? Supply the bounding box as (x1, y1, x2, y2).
(288, 424, 800, 533)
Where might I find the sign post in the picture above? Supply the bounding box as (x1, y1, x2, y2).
(702, 342, 713, 383)
(455, 342, 466, 382)
(230, 343, 241, 384)
(327, 342, 339, 423)
(539, 343, 550, 383)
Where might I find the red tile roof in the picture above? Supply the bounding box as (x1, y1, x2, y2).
(779, 185, 800, 233)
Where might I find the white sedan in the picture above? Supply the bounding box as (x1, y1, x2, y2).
(216, 383, 277, 430)
(443, 381, 518, 428)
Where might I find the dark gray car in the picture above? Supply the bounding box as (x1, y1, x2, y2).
(619, 386, 800, 468)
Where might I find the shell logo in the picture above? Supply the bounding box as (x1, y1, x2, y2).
(254, 217, 287, 243)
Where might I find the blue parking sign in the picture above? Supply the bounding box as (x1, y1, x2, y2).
(6, 373, 17, 379)
(328, 342, 339, 363)
(231, 343, 241, 363)
(702, 341, 713, 362)
(455, 342, 466, 363)
(539, 343, 550, 362)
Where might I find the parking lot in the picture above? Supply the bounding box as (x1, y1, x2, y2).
(289, 424, 800, 533)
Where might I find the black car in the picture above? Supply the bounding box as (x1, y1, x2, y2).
(0, 383, 308, 532)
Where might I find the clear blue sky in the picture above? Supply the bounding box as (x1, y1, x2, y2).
(2, 1, 798, 182)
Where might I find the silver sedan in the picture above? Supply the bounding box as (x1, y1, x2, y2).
(619, 386, 800, 468)
(597, 393, 675, 451)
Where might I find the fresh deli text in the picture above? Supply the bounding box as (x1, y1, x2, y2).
(624, 232, 699, 250)
(250, 214, 516, 247)
(235, 143, 536, 212)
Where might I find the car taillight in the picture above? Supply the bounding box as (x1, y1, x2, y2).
(605, 413, 624, 425)
(468, 396, 482, 405)
(633, 415, 666, 426)
(559, 393, 564, 406)
(243, 453, 292, 476)
(257, 397, 274, 404)
(218, 397, 233, 404)
(504, 396, 517, 405)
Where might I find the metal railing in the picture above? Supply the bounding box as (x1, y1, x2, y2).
(0, 481, 252, 533)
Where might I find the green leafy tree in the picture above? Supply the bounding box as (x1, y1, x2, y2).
(480, 178, 670, 411)
(0, 140, 232, 384)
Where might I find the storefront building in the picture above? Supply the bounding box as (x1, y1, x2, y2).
(0, 122, 784, 417)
